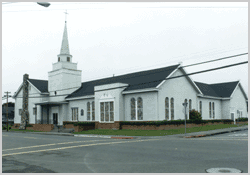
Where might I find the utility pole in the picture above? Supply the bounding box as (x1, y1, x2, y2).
(4, 92, 12, 132)
(182, 102, 188, 135)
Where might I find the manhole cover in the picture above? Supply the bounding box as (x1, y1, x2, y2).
(206, 168, 242, 173)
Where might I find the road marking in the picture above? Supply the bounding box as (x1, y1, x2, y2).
(2, 140, 107, 151)
(23, 137, 37, 139)
(2, 139, 159, 157)
(193, 138, 248, 141)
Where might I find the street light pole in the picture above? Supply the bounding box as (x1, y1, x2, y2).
(4, 92, 12, 132)
(182, 102, 188, 135)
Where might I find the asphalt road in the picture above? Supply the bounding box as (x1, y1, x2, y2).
(2, 131, 248, 173)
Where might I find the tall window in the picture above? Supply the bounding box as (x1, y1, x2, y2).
(212, 102, 215, 119)
(81, 109, 84, 116)
(131, 98, 136, 120)
(72, 108, 78, 121)
(87, 102, 91, 121)
(137, 97, 143, 120)
(199, 101, 202, 117)
(92, 101, 95, 121)
(58, 57, 60, 62)
(100, 101, 114, 122)
(209, 102, 212, 118)
(189, 99, 192, 112)
(165, 97, 169, 120)
(171, 98, 174, 120)
(110, 102, 114, 121)
(67, 57, 70, 62)
(130, 97, 143, 120)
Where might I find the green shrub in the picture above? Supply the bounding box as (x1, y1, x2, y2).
(26, 124, 33, 127)
(236, 118, 248, 122)
(189, 109, 202, 120)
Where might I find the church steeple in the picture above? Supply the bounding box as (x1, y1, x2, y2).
(60, 21, 70, 55)
(57, 20, 72, 63)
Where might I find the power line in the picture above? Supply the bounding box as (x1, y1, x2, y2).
(14, 61, 248, 99)
(183, 53, 248, 68)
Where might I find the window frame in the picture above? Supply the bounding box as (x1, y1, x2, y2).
(189, 99, 192, 112)
(212, 102, 215, 119)
(209, 102, 212, 118)
(170, 98, 174, 120)
(165, 97, 169, 120)
(71, 107, 78, 121)
(199, 101, 202, 117)
(130, 97, 143, 121)
(99, 99, 115, 123)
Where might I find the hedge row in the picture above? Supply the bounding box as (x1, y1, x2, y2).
(120, 119, 234, 126)
(236, 118, 248, 122)
(62, 119, 243, 127)
(63, 121, 95, 126)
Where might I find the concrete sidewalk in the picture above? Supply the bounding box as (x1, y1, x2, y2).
(178, 125, 248, 138)
(3, 125, 248, 139)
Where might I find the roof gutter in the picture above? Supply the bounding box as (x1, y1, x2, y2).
(197, 94, 231, 100)
(122, 88, 158, 95)
(66, 95, 95, 101)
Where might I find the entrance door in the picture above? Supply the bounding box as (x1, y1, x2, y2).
(231, 113, 235, 124)
(53, 113, 58, 126)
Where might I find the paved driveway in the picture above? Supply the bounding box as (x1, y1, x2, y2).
(2, 131, 248, 173)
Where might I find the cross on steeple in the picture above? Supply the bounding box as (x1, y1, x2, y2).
(64, 10, 68, 23)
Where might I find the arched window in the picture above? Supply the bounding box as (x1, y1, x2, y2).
(171, 98, 174, 120)
(199, 101, 202, 117)
(209, 102, 212, 118)
(137, 97, 143, 120)
(87, 102, 91, 121)
(58, 57, 60, 62)
(67, 57, 70, 62)
(81, 109, 84, 116)
(92, 101, 95, 121)
(131, 98, 136, 120)
(189, 99, 192, 112)
(165, 97, 169, 120)
(212, 102, 215, 119)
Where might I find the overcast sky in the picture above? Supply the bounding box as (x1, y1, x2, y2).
(2, 2, 248, 103)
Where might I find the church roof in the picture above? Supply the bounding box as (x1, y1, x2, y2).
(28, 79, 48, 93)
(194, 81, 239, 98)
(66, 64, 180, 99)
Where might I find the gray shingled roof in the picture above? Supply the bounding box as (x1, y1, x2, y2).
(194, 81, 239, 98)
(66, 64, 180, 99)
(28, 79, 48, 93)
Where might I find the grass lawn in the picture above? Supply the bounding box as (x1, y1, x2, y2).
(73, 123, 248, 136)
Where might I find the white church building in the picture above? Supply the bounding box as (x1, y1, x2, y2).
(13, 21, 248, 128)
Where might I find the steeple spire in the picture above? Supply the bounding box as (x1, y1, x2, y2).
(60, 21, 70, 55)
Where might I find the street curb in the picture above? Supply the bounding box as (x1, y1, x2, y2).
(183, 127, 248, 138)
(111, 136, 134, 139)
(74, 135, 111, 138)
(3, 130, 74, 136)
